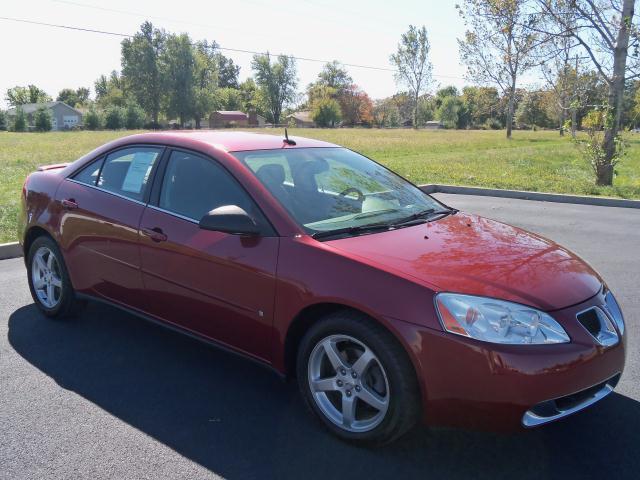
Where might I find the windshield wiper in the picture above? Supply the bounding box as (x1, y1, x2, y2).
(311, 223, 390, 240)
(391, 207, 458, 227)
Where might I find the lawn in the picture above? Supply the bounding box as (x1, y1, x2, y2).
(1, 128, 639, 243)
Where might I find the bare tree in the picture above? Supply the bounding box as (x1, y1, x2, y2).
(537, 0, 637, 185)
(457, 0, 539, 138)
(390, 25, 433, 129)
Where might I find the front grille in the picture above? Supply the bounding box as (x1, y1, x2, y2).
(576, 307, 619, 347)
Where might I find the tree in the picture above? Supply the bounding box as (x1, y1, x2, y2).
(416, 96, 436, 126)
(34, 107, 53, 132)
(516, 90, 553, 128)
(218, 87, 243, 110)
(536, 0, 637, 185)
(94, 71, 127, 108)
(12, 107, 27, 132)
(121, 22, 166, 126)
(317, 61, 352, 94)
(338, 85, 374, 126)
(312, 97, 342, 127)
(125, 101, 146, 129)
(56, 87, 91, 107)
(104, 106, 126, 129)
(457, 0, 538, 138)
(6, 85, 51, 106)
(161, 33, 196, 127)
(192, 40, 219, 128)
(461, 86, 501, 128)
(390, 25, 433, 128)
(373, 98, 401, 127)
(84, 107, 103, 130)
(438, 96, 463, 128)
(217, 54, 240, 88)
(0, 110, 7, 131)
(251, 53, 298, 124)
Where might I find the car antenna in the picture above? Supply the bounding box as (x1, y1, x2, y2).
(283, 128, 296, 146)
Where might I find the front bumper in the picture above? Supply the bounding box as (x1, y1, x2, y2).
(393, 290, 627, 431)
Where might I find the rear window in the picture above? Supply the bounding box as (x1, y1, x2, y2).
(97, 147, 162, 201)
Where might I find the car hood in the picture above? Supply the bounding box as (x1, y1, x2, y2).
(326, 213, 602, 311)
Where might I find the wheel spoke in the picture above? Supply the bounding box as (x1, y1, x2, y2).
(34, 276, 45, 289)
(321, 339, 348, 371)
(341, 394, 357, 427)
(357, 385, 388, 412)
(46, 251, 54, 270)
(311, 377, 337, 392)
(35, 254, 47, 273)
(50, 275, 62, 288)
(351, 347, 375, 376)
(46, 282, 55, 305)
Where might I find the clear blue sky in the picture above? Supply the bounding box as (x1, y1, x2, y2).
(0, 0, 535, 108)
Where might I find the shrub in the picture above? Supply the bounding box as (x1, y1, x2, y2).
(12, 107, 27, 132)
(104, 106, 126, 130)
(0, 110, 7, 131)
(34, 107, 53, 132)
(125, 101, 146, 130)
(483, 118, 502, 130)
(84, 108, 103, 130)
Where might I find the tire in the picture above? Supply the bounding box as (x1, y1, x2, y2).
(26, 235, 84, 318)
(297, 310, 421, 445)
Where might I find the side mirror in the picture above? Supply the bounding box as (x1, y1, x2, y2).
(199, 205, 260, 236)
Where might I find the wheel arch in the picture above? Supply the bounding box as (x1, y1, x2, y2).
(283, 303, 424, 399)
(23, 225, 55, 261)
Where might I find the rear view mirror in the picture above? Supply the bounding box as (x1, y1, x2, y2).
(199, 205, 260, 236)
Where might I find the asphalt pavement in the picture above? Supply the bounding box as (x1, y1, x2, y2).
(1, 193, 639, 480)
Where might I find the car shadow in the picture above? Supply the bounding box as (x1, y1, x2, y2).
(8, 302, 640, 480)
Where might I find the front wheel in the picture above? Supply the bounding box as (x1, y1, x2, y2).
(297, 311, 421, 445)
(27, 235, 84, 318)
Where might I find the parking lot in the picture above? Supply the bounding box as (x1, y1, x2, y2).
(1, 193, 639, 480)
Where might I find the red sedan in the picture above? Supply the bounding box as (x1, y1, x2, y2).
(19, 131, 626, 444)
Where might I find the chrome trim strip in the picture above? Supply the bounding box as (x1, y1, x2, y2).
(145, 204, 199, 225)
(66, 178, 147, 206)
(522, 380, 616, 428)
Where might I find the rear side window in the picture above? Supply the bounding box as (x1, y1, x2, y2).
(72, 157, 103, 186)
(98, 147, 162, 201)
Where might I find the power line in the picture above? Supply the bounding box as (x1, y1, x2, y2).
(0, 15, 465, 80)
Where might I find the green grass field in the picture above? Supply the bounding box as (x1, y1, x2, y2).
(1, 128, 639, 243)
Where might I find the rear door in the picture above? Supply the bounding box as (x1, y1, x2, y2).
(57, 146, 163, 307)
(138, 149, 279, 361)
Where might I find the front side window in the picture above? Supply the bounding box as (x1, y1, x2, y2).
(159, 151, 265, 225)
(234, 147, 443, 234)
(98, 147, 162, 201)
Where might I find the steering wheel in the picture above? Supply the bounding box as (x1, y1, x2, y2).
(338, 187, 365, 203)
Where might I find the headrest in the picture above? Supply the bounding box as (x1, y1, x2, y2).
(256, 163, 286, 185)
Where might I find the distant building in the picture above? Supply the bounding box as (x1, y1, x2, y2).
(6, 101, 83, 131)
(286, 111, 315, 127)
(424, 120, 443, 130)
(209, 111, 248, 128)
(248, 111, 266, 127)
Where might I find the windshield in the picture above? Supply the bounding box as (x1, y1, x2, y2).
(234, 147, 445, 236)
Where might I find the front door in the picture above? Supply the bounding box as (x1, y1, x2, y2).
(138, 149, 279, 362)
(57, 146, 163, 307)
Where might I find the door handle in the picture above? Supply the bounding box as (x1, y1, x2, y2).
(61, 198, 78, 210)
(141, 227, 168, 243)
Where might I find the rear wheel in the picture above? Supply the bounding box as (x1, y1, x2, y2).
(297, 311, 421, 445)
(27, 235, 84, 318)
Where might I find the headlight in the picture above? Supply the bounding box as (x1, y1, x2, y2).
(435, 293, 570, 345)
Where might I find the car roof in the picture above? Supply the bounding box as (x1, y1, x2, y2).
(119, 130, 339, 152)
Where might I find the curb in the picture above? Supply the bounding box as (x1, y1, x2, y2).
(420, 184, 640, 209)
(0, 242, 22, 260)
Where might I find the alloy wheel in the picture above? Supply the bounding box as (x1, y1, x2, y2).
(31, 246, 63, 309)
(307, 334, 390, 433)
